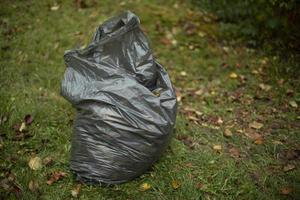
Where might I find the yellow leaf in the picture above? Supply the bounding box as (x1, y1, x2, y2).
(140, 183, 151, 191)
(224, 129, 232, 137)
(289, 100, 298, 108)
(50, 5, 60, 11)
(259, 83, 272, 91)
(71, 184, 81, 198)
(249, 121, 263, 129)
(171, 180, 181, 189)
(19, 122, 26, 132)
(180, 71, 187, 76)
(213, 144, 222, 151)
(28, 180, 39, 192)
(28, 156, 42, 170)
(229, 72, 238, 79)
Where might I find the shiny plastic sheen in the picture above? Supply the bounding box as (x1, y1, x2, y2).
(61, 11, 177, 184)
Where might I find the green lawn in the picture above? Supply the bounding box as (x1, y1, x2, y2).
(1, 0, 299, 199)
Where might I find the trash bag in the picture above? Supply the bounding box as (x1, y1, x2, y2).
(61, 11, 177, 184)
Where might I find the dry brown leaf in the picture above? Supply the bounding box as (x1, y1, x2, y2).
(28, 157, 42, 170)
(171, 180, 181, 189)
(245, 130, 262, 140)
(249, 121, 264, 129)
(160, 38, 172, 46)
(228, 147, 240, 158)
(46, 171, 66, 185)
(280, 186, 292, 195)
(185, 162, 193, 168)
(71, 184, 81, 198)
(285, 149, 300, 160)
(140, 183, 151, 191)
(283, 164, 296, 172)
(195, 182, 207, 190)
(254, 137, 264, 145)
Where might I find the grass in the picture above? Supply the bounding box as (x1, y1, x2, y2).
(0, 0, 299, 199)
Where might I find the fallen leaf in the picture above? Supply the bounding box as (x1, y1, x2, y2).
(259, 83, 272, 91)
(176, 135, 197, 149)
(228, 147, 240, 158)
(188, 115, 199, 122)
(171, 180, 181, 189)
(28, 157, 42, 170)
(71, 184, 81, 198)
(185, 162, 193, 168)
(251, 69, 259, 75)
(43, 157, 53, 166)
(223, 46, 230, 53)
(280, 186, 292, 195)
(194, 89, 203, 96)
(140, 183, 151, 191)
(19, 122, 26, 132)
(213, 144, 222, 151)
(272, 140, 283, 145)
(198, 31, 206, 37)
(217, 118, 223, 125)
(277, 79, 284, 86)
(50, 5, 60, 11)
(224, 129, 233, 137)
(289, 100, 298, 108)
(160, 37, 172, 46)
(236, 129, 244, 134)
(285, 149, 300, 160)
(28, 180, 39, 192)
(229, 72, 238, 79)
(180, 71, 187, 76)
(175, 89, 183, 102)
(244, 130, 262, 140)
(283, 164, 296, 172)
(24, 115, 33, 125)
(254, 137, 264, 145)
(46, 171, 66, 185)
(183, 22, 197, 35)
(195, 182, 207, 190)
(249, 121, 263, 129)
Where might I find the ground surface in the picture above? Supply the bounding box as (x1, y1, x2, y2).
(0, 0, 299, 199)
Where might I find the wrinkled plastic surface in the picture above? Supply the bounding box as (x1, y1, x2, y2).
(61, 11, 177, 184)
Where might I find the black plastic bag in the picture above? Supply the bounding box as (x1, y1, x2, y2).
(61, 11, 177, 184)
